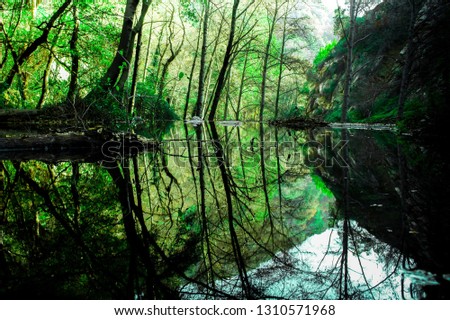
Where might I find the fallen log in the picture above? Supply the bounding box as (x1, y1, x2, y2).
(0, 131, 159, 162)
(268, 117, 328, 129)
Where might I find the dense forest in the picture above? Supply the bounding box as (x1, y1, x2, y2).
(1, 0, 449, 134)
(1, 0, 326, 132)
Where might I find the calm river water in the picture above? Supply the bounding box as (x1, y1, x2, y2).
(1, 122, 449, 299)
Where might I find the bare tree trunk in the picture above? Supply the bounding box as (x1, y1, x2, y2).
(36, 51, 52, 110)
(203, 17, 225, 114)
(142, 6, 154, 81)
(341, 0, 356, 123)
(260, 0, 279, 122)
(67, 5, 79, 104)
(98, 0, 139, 93)
(259, 123, 274, 239)
(274, 1, 288, 119)
(116, 1, 151, 94)
(157, 8, 185, 99)
(37, 27, 61, 109)
(183, 23, 202, 119)
(193, 1, 210, 118)
(208, 0, 240, 121)
(223, 69, 232, 119)
(274, 128, 285, 233)
(339, 129, 350, 299)
(107, 163, 141, 298)
(236, 45, 250, 120)
(195, 126, 216, 293)
(153, 29, 165, 89)
(128, 28, 143, 115)
(209, 122, 251, 298)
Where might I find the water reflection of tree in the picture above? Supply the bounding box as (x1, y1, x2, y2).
(280, 129, 411, 300)
(2, 125, 436, 299)
(396, 138, 450, 299)
(173, 123, 334, 298)
(1, 161, 130, 298)
(307, 128, 447, 300)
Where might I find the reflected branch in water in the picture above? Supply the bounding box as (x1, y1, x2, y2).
(182, 124, 200, 211)
(2, 123, 448, 299)
(196, 124, 216, 295)
(107, 160, 165, 299)
(71, 162, 81, 231)
(209, 122, 252, 298)
(339, 129, 350, 300)
(275, 128, 285, 234)
(259, 123, 275, 242)
(8, 161, 128, 297)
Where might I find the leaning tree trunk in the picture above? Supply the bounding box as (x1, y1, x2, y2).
(260, 0, 278, 122)
(341, 0, 356, 123)
(208, 0, 240, 121)
(193, 1, 210, 118)
(116, 0, 151, 94)
(1, 0, 72, 93)
(67, 5, 80, 105)
(95, 0, 140, 94)
(274, 1, 289, 119)
(183, 21, 202, 119)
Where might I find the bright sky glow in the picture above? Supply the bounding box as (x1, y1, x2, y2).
(322, 0, 344, 12)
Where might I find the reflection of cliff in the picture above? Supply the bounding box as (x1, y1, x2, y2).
(316, 129, 450, 298)
(184, 221, 408, 300)
(398, 140, 450, 298)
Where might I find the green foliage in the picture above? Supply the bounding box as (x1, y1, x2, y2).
(276, 104, 303, 120)
(255, 210, 268, 222)
(179, 205, 200, 234)
(333, 7, 349, 37)
(307, 1, 438, 126)
(399, 96, 427, 129)
(1, 89, 26, 109)
(84, 89, 128, 125)
(366, 108, 398, 123)
(323, 108, 339, 122)
(133, 94, 179, 139)
(322, 79, 338, 99)
(311, 174, 333, 198)
(313, 40, 337, 68)
(365, 93, 398, 123)
(324, 107, 363, 123)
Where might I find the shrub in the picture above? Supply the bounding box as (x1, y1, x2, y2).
(313, 40, 338, 69)
(133, 95, 179, 139)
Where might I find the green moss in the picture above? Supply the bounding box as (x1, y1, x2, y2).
(311, 174, 333, 198)
(398, 96, 427, 130)
(324, 108, 341, 122)
(366, 108, 398, 123)
(324, 108, 363, 123)
(313, 40, 338, 68)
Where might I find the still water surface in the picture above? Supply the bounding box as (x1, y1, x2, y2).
(1, 122, 449, 299)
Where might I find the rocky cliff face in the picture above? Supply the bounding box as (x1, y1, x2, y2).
(408, 0, 450, 131)
(308, 0, 450, 133)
